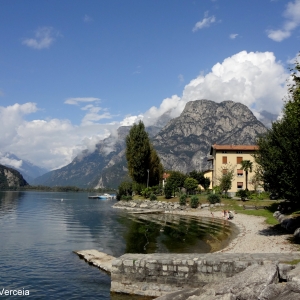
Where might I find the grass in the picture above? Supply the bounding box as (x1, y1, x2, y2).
(282, 259, 300, 265)
(132, 193, 281, 225)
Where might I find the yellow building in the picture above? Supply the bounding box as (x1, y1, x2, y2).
(206, 144, 260, 195)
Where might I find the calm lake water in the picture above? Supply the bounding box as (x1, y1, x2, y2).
(0, 191, 236, 299)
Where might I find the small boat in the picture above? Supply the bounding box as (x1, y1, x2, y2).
(88, 193, 116, 200)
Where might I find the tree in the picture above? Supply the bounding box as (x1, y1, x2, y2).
(254, 55, 300, 202)
(117, 181, 133, 200)
(166, 171, 187, 196)
(217, 165, 234, 196)
(183, 177, 198, 195)
(125, 121, 163, 187)
(240, 160, 253, 191)
(202, 177, 211, 191)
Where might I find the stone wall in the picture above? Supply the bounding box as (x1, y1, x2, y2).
(111, 252, 300, 297)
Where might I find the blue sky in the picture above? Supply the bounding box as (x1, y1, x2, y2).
(1, 0, 300, 170)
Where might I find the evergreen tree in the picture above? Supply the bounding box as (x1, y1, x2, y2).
(255, 55, 300, 202)
(125, 121, 163, 186)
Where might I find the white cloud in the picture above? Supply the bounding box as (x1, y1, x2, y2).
(140, 51, 288, 127)
(22, 27, 60, 50)
(64, 97, 100, 105)
(267, 0, 300, 41)
(0, 102, 116, 170)
(83, 14, 93, 22)
(192, 12, 216, 32)
(229, 33, 238, 39)
(178, 74, 184, 84)
(0, 153, 23, 169)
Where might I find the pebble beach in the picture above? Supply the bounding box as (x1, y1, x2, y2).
(171, 209, 299, 253)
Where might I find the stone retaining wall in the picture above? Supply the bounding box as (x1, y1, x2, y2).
(111, 252, 300, 297)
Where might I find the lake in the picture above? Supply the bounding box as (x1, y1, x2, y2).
(0, 191, 236, 299)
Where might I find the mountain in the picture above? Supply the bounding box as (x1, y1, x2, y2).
(152, 99, 267, 173)
(0, 152, 48, 184)
(0, 164, 29, 189)
(33, 115, 172, 189)
(34, 99, 267, 188)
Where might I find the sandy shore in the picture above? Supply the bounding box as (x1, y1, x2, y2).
(169, 209, 299, 253)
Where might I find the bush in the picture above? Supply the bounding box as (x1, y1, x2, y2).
(164, 183, 173, 199)
(179, 194, 187, 206)
(190, 195, 199, 208)
(207, 194, 221, 204)
(236, 189, 249, 200)
(149, 193, 157, 201)
(141, 187, 151, 199)
(121, 195, 132, 201)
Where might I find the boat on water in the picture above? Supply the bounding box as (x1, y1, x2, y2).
(88, 193, 116, 200)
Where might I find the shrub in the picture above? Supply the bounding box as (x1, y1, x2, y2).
(141, 187, 151, 199)
(149, 193, 157, 201)
(190, 195, 199, 208)
(207, 194, 221, 204)
(179, 194, 187, 206)
(164, 183, 173, 199)
(121, 195, 132, 201)
(236, 189, 249, 200)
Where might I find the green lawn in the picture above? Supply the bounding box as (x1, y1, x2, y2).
(132, 194, 281, 225)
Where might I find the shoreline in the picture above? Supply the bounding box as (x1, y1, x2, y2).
(169, 208, 299, 253)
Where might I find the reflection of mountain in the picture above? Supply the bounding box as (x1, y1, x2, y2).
(0, 191, 25, 213)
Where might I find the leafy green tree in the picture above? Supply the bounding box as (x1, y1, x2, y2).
(255, 55, 300, 202)
(117, 181, 133, 200)
(202, 177, 211, 191)
(240, 160, 253, 191)
(183, 177, 199, 195)
(166, 171, 187, 195)
(149, 144, 164, 187)
(125, 121, 163, 186)
(217, 165, 234, 196)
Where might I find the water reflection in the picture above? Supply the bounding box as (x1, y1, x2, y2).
(119, 213, 234, 254)
(0, 191, 25, 213)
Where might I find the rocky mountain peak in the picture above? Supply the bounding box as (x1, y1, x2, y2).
(153, 99, 267, 173)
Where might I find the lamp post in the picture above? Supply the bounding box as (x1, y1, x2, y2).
(147, 169, 149, 188)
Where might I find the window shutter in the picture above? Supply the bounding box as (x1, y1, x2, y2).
(222, 156, 227, 164)
(237, 157, 243, 164)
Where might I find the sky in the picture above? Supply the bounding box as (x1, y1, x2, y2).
(1, 0, 300, 171)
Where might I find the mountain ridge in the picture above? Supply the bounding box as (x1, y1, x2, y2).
(33, 99, 267, 188)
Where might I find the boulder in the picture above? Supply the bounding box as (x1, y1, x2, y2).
(293, 228, 300, 243)
(286, 263, 300, 284)
(278, 263, 295, 280)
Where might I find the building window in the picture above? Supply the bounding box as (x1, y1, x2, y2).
(237, 157, 243, 164)
(222, 151, 227, 153)
(237, 170, 243, 177)
(237, 182, 243, 189)
(222, 156, 227, 164)
(236, 151, 243, 153)
(222, 169, 228, 175)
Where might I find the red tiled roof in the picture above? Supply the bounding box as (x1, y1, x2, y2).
(210, 144, 258, 155)
(212, 144, 258, 151)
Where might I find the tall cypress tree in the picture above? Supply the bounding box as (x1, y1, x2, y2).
(125, 121, 163, 186)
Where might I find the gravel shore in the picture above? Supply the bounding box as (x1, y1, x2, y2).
(169, 209, 299, 253)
